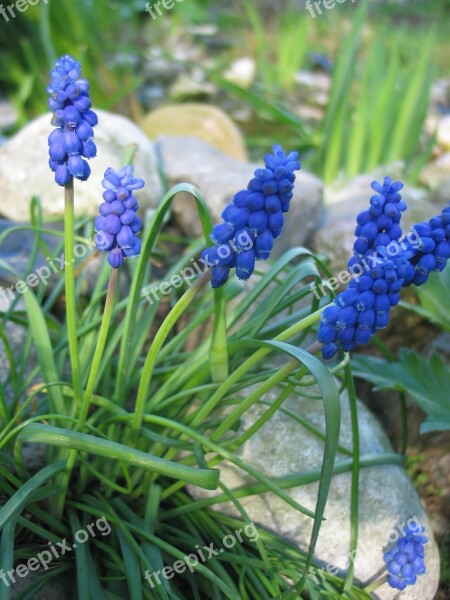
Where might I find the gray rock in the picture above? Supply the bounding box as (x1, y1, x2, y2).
(0, 294, 26, 394)
(313, 168, 435, 277)
(419, 152, 450, 198)
(437, 115, 450, 152)
(0, 220, 62, 290)
(157, 135, 323, 252)
(0, 110, 163, 221)
(11, 570, 73, 599)
(188, 386, 440, 599)
(0, 100, 18, 130)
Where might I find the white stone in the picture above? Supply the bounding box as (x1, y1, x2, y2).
(188, 387, 440, 599)
(437, 114, 450, 151)
(223, 58, 256, 89)
(0, 110, 163, 221)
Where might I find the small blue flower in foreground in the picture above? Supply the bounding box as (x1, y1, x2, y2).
(201, 145, 301, 287)
(383, 524, 428, 590)
(47, 55, 98, 186)
(402, 201, 450, 287)
(318, 177, 411, 359)
(94, 166, 144, 268)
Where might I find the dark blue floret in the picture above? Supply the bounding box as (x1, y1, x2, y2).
(318, 177, 413, 359)
(402, 202, 450, 287)
(94, 166, 144, 268)
(202, 145, 301, 287)
(383, 524, 428, 591)
(47, 55, 97, 186)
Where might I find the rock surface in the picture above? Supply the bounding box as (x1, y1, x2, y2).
(141, 104, 248, 161)
(11, 571, 71, 600)
(437, 114, 450, 152)
(0, 110, 163, 221)
(0, 220, 61, 289)
(188, 386, 440, 599)
(0, 294, 26, 403)
(157, 135, 323, 254)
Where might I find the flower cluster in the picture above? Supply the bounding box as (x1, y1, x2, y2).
(318, 177, 412, 359)
(403, 202, 450, 287)
(383, 524, 428, 590)
(47, 55, 98, 186)
(94, 166, 144, 268)
(201, 145, 301, 288)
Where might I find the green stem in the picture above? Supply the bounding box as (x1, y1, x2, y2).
(64, 181, 83, 414)
(189, 306, 324, 429)
(343, 362, 360, 593)
(209, 287, 229, 383)
(132, 270, 211, 435)
(363, 573, 388, 593)
(58, 267, 118, 508)
(78, 267, 119, 430)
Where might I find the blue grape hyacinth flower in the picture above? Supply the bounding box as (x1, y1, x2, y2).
(201, 145, 301, 288)
(47, 55, 98, 186)
(318, 177, 413, 359)
(383, 524, 428, 591)
(94, 166, 144, 269)
(402, 201, 450, 287)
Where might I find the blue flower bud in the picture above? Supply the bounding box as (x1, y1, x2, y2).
(321, 304, 341, 324)
(265, 195, 281, 213)
(222, 205, 250, 229)
(248, 210, 269, 233)
(120, 210, 135, 225)
(83, 109, 98, 127)
(211, 265, 230, 288)
(68, 155, 88, 178)
(233, 189, 252, 207)
(110, 200, 125, 216)
(76, 119, 94, 141)
(62, 131, 82, 155)
(82, 140, 97, 158)
(211, 223, 235, 244)
(130, 215, 142, 234)
(49, 142, 67, 162)
(108, 248, 124, 269)
(116, 226, 134, 248)
(255, 229, 274, 259)
(55, 165, 71, 186)
(318, 324, 336, 344)
(123, 236, 141, 257)
(245, 192, 266, 211)
(63, 106, 82, 125)
(236, 248, 256, 280)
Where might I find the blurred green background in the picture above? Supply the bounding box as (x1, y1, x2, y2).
(0, 0, 449, 184)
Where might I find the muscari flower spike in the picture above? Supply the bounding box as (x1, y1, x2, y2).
(318, 177, 413, 359)
(94, 166, 144, 269)
(383, 524, 428, 591)
(201, 145, 301, 288)
(402, 201, 450, 287)
(47, 55, 98, 186)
